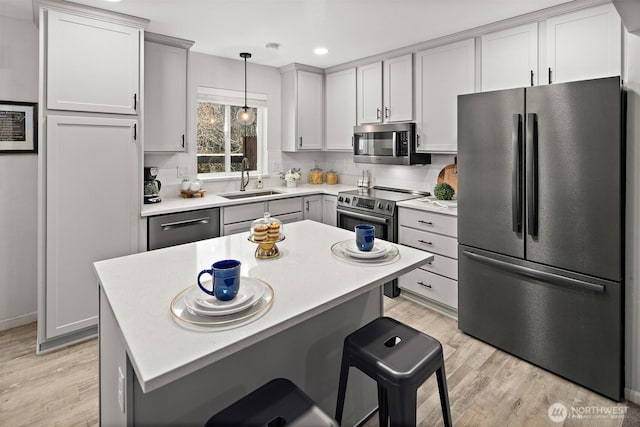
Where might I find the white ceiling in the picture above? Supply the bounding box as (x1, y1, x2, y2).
(4, 0, 577, 68)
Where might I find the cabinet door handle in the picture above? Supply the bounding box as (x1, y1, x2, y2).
(548, 67, 552, 84)
(416, 133, 420, 147)
(418, 239, 432, 245)
(299, 136, 303, 147)
(133, 93, 137, 110)
(385, 107, 389, 119)
(306, 200, 310, 212)
(417, 281, 432, 289)
(418, 220, 433, 225)
(376, 108, 381, 120)
(351, 136, 354, 148)
(133, 123, 137, 140)
(530, 70, 534, 87)
(182, 134, 185, 148)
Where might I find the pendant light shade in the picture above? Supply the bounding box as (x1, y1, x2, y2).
(236, 52, 255, 126)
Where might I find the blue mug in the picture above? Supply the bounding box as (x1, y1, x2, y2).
(355, 224, 375, 251)
(197, 259, 241, 301)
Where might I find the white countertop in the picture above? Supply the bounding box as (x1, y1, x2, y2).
(94, 220, 433, 393)
(141, 183, 355, 217)
(397, 197, 458, 216)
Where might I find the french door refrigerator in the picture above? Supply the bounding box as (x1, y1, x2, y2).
(457, 76, 623, 401)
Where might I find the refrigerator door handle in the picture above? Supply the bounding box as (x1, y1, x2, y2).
(526, 113, 538, 236)
(512, 114, 522, 233)
(462, 250, 605, 293)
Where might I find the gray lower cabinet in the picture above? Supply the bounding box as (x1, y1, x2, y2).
(398, 207, 458, 314)
(303, 195, 322, 222)
(222, 198, 303, 236)
(322, 195, 337, 227)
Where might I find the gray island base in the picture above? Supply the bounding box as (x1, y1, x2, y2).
(95, 221, 433, 425)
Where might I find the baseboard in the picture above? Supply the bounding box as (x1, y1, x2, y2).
(0, 311, 37, 332)
(398, 290, 458, 320)
(625, 387, 640, 405)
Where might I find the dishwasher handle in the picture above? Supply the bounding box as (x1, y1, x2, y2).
(161, 217, 211, 231)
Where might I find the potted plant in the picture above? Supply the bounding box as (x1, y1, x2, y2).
(280, 168, 301, 188)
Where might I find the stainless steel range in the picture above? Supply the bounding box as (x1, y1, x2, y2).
(336, 186, 430, 297)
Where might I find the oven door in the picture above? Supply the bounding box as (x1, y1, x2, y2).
(336, 207, 395, 243)
(336, 206, 399, 297)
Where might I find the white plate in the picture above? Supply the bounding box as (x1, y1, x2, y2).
(170, 278, 274, 327)
(331, 241, 400, 266)
(340, 240, 391, 259)
(194, 278, 257, 310)
(184, 278, 261, 316)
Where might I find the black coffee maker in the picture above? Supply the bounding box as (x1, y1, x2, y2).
(144, 166, 162, 204)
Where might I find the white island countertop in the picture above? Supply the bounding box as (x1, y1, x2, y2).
(94, 220, 433, 393)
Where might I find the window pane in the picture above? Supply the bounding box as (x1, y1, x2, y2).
(230, 105, 257, 155)
(197, 103, 225, 155)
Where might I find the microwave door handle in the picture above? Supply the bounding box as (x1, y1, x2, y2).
(392, 131, 397, 157)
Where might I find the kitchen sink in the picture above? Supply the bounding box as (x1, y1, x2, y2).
(219, 190, 283, 200)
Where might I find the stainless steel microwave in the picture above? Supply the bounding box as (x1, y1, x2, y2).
(353, 123, 431, 165)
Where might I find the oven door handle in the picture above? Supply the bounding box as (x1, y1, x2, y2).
(338, 210, 391, 226)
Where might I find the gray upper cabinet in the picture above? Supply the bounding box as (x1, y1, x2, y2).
(281, 66, 324, 151)
(144, 33, 193, 152)
(357, 54, 413, 125)
(47, 9, 141, 114)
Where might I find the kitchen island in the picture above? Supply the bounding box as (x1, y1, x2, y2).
(95, 220, 433, 426)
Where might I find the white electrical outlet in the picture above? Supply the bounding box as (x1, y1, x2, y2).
(272, 161, 281, 172)
(177, 166, 188, 178)
(118, 366, 125, 413)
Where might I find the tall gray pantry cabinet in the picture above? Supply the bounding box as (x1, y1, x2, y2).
(36, 1, 147, 352)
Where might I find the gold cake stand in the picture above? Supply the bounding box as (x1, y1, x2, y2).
(248, 235, 285, 259)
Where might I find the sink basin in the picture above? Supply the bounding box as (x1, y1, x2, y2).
(219, 190, 283, 200)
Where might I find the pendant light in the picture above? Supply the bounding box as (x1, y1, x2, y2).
(236, 52, 255, 126)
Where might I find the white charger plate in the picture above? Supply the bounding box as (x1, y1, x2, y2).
(170, 278, 274, 327)
(331, 241, 400, 266)
(185, 277, 262, 316)
(340, 240, 391, 259)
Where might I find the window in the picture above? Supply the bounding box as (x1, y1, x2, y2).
(196, 87, 267, 177)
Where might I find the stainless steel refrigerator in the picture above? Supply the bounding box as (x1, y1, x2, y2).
(457, 76, 624, 401)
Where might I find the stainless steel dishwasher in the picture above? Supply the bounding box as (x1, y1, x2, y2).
(147, 208, 220, 250)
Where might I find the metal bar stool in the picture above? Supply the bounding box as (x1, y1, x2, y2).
(205, 378, 337, 426)
(335, 317, 453, 426)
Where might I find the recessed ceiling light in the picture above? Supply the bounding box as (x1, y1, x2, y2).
(314, 47, 328, 55)
(266, 42, 280, 50)
(104, 0, 122, 2)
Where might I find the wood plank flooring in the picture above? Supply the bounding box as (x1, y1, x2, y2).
(1, 296, 637, 426)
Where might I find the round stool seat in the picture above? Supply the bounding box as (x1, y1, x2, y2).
(206, 378, 337, 427)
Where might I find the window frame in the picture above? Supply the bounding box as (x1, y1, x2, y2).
(196, 87, 268, 179)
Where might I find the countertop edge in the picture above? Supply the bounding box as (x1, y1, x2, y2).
(141, 184, 354, 217)
(397, 197, 458, 216)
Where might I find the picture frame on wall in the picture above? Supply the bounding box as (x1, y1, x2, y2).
(0, 101, 38, 154)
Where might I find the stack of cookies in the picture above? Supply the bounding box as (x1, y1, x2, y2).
(267, 222, 281, 241)
(252, 224, 268, 242)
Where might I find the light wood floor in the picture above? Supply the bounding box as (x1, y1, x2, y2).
(1, 297, 637, 426)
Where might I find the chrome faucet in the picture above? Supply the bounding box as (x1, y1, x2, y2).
(240, 157, 250, 191)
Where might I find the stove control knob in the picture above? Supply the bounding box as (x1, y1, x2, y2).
(386, 204, 391, 211)
(338, 196, 344, 202)
(345, 198, 351, 204)
(377, 202, 383, 209)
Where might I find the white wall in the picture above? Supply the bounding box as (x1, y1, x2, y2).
(623, 30, 640, 404)
(0, 15, 39, 330)
(145, 52, 283, 195)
